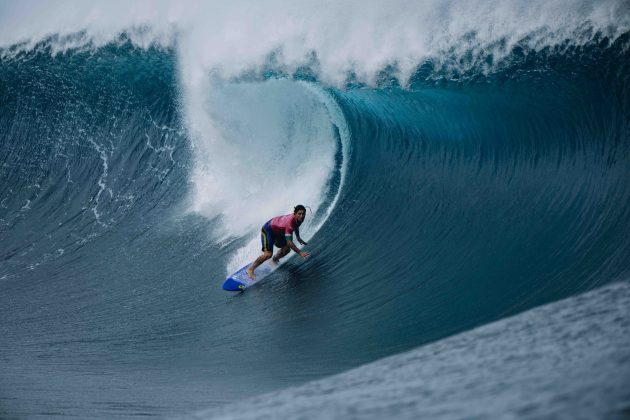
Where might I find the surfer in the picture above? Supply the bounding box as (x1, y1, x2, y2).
(246, 205, 311, 280)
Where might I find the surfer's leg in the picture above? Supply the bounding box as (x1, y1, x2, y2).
(247, 251, 272, 279)
(273, 245, 290, 262)
(248, 223, 274, 279)
(272, 235, 289, 262)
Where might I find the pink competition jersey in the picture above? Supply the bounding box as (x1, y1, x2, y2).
(270, 214, 298, 238)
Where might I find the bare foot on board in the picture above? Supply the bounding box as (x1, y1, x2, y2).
(246, 268, 256, 280)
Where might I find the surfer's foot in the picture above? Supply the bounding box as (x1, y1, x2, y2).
(272, 256, 280, 264)
(246, 268, 256, 280)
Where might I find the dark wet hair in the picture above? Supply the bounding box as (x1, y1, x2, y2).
(294, 204, 306, 214)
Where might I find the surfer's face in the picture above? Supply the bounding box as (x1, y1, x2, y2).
(295, 209, 306, 223)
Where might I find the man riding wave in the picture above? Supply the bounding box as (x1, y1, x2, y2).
(246, 205, 311, 280)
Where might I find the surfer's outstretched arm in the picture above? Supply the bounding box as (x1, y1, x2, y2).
(287, 240, 310, 258)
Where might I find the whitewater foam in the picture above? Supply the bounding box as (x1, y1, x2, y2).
(1, 0, 628, 85)
(87, 137, 112, 226)
(179, 75, 348, 273)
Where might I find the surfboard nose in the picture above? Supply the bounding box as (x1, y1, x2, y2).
(222, 278, 245, 291)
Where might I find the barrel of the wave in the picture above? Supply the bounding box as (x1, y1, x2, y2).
(222, 260, 278, 291)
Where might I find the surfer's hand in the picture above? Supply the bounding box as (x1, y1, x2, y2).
(299, 239, 308, 246)
(300, 251, 311, 259)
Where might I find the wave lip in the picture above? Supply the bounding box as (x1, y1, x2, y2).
(2, 0, 630, 85)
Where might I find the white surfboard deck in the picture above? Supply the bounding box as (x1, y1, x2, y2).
(222, 259, 278, 291)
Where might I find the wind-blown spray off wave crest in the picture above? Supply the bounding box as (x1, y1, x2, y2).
(1, 0, 629, 85)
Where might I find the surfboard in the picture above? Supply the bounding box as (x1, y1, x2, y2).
(222, 259, 277, 291)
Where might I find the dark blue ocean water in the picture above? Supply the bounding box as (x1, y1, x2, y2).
(1, 25, 629, 419)
(190, 281, 630, 420)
